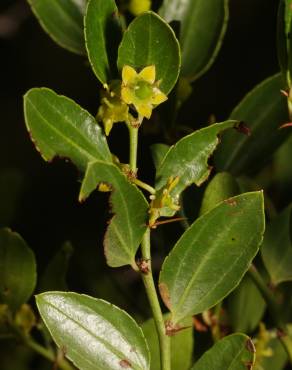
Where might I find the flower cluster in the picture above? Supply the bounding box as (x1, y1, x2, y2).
(97, 65, 167, 135)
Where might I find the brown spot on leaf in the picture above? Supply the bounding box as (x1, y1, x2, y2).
(159, 282, 171, 309)
(224, 198, 237, 207)
(165, 320, 190, 336)
(245, 338, 256, 353)
(235, 122, 251, 136)
(119, 359, 132, 368)
(244, 361, 254, 369)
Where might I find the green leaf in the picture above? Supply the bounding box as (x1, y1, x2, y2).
(36, 292, 150, 370)
(159, 0, 229, 82)
(38, 242, 73, 292)
(190, 334, 256, 370)
(24, 88, 112, 172)
(85, 0, 122, 84)
(150, 144, 170, 171)
(141, 315, 193, 370)
(117, 12, 180, 94)
(156, 120, 238, 198)
(199, 172, 239, 216)
(215, 74, 289, 175)
(0, 228, 36, 311)
(227, 274, 266, 333)
(80, 161, 148, 267)
(27, 0, 86, 55)
(159, 192, 265, 323)
(277, 0, 292, 85)
(258, 337, 287, 370)
(200, 171, 265, 335)
(261, 205, 292, 285)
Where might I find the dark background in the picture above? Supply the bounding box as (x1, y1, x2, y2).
(0, 0, 280, 310)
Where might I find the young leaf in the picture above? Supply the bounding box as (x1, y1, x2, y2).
(36, 292, 150, 370)
(261, 205, 292, 285)
(38, 242, 73, 292)
(0, 228, 36, 311)
(159, 0, 229, 82)
(227, 274, 266, 333)
(156, 120, 238, 199)
(190, 334, 256, 370)
(27, 0, 86, 55)
(79, 161, 148, 267)
(24, 88, 112, 172)
(215, 74, 289, 175)
(159, 192, 265, 323)
(142, 315, 193, 370)
(117, 12, 180, 94)
(199, 172, 239, 215)
(85, 0, 122, 85)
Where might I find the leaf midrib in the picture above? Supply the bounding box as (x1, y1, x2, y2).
(43, 298, 145, 370)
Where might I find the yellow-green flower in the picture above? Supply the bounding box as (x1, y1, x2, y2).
(121, 65, 167, 119)
(97, 81, 129, 136)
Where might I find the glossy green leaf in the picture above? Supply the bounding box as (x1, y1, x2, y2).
(277, 0, 292, 85)
(27, 0, 86, 55)
(159, 0, 229, 81)
(38, 242, 73, 292)
(200, 173, 265, 334)
(24, 88, 112, 172)
(191, 334, 255, 370)
(261, 205, 292, 285)
(85, 0, 122, 84)
(156, 120, 238, 198)
(117, 12, 180, 94)
(80, 161, 148, 267)
(215, 74, 289, 175)
(150, 143, 170, 171)
(0, 228, 36, 310)
(159, 192, 265, 323)
(36, 292, 150, 370)
(199, 172, 239, 215)
(142, 315, 193, 370)
(227, 274, 266, 333)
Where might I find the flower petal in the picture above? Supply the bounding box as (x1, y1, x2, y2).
(151, 89, 168, 105)
(139, 65, 156, 84)
(121, 87, 134, 104)
(136, 103, 152, 119)
(122, 65, 137, 85)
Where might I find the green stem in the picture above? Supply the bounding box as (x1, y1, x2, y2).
(248, 265, 292, 365)
(26, 338, 74, 370)
(140, 228, 171, 370)
(133, 178, 156, 195)
(128, 124, 139, 173)
(9, 322, 74, 370)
